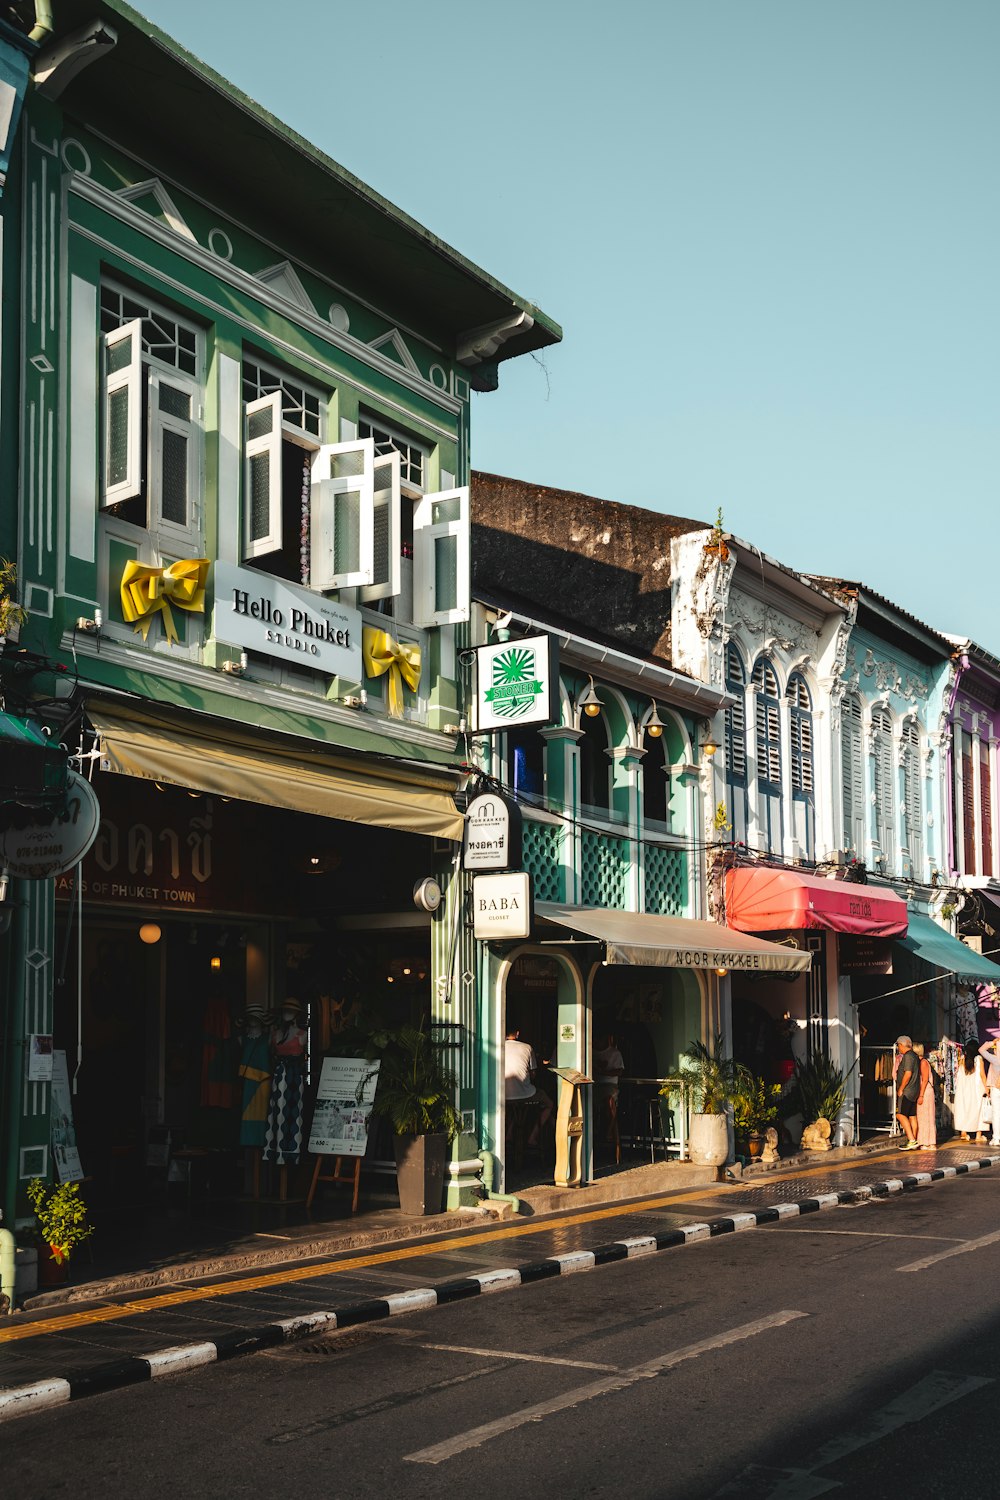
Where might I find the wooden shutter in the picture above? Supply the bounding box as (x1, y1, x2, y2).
(961, 735, 976, 873)
(753, 660, 781, 787)
(902, 723, 923, 874)
(102, 318, 143, 507)
(872, 709, 894, 866)
(412, 486, 470, 626)
(724, 646, 747, 782)
(359, 451, 401, 604)
(310, 437, 375, 590)
(841, 696, 865, 853)
(243, 392, 282, 559)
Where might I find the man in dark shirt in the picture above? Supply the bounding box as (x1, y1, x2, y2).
(895, 1035, 920, 1149)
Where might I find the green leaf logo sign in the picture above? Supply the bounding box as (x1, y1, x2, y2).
(483, 644, 544, 720)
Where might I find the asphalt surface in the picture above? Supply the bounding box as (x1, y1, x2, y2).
(7, 1151, 1000, 1498)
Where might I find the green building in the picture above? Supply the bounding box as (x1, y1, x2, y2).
(0, 0, 559, 1243)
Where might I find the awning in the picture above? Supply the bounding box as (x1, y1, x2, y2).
(725, 868, 908, 938)
(87, 700, 465, 841)
(895, 912, 1000, 983)
(536, 902, 812, 974)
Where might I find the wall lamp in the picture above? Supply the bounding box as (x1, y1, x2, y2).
(579, 677, 603, 718)
(646, 702, 665, 738)
(701, 734, 720, 759)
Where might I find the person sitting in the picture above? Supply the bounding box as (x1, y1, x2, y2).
(504, 1027, 553, 1148)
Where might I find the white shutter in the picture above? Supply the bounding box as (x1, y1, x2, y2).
(243, 392, 282, 559)
(310, 437, 374, 590)
(102, 318, 143, 507)
(412, 485, 470, 627)
(149, 370, 198, 544)
(360, 451, 401, 603)
(841, 696, 865, 852)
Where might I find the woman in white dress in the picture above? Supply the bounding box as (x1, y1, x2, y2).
(951, 1039, 987, 1142)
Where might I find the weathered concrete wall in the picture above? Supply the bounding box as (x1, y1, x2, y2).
(472, 471, 706, 662)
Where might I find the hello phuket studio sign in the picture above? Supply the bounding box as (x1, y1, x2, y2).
(214, 562, 362, 679)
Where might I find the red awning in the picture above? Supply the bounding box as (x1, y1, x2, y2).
(725, 868, 908, 937)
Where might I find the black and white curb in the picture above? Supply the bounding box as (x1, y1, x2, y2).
(3, 1154, 996, 1422)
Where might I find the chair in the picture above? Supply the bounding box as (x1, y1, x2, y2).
(506, 1096, 542, 1171)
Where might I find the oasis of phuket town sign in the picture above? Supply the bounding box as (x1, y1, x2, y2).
(473, 634, 558, 733)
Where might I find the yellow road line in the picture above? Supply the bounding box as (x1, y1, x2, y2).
(0, 1148, 939, 1347)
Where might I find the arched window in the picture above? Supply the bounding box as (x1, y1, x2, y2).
(788, 673, 815, 860)
(753, 656, 783, 853)
(578, 706, 611, 819)
(841, 694, 865, 855)
(506, 724, 544, 804)
(871, 707, 895, 871)
(724, 644, 749, 843)
(641, 724, 670, 829)
(901, 720, 923, 877)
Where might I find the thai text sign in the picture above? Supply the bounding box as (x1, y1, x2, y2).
(214, 561, 362, 679)
(308, 1057, 381, 1158)
(0, 771, 100, 878)
(463, 790, 522, 870)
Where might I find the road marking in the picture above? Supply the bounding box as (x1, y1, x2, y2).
(404, 1309, 808, 1464)
(785, 1230, 962, 1242)
(898, 1226, 1000, 1272)
(267, 1364, 507, 1445)
(414, 1342, 618, 1371)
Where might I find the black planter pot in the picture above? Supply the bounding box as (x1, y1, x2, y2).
(393, 1132, 448, 1216)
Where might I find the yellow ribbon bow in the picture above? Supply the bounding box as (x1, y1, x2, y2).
(362, 626, 421, 719)
(120, 558, 210, 645)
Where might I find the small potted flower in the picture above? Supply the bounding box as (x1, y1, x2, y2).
(26, 1178, 93, 1282)
(733, 1073, 783, 1157)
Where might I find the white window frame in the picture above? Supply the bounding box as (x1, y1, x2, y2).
(360, 450, 402, 604)
(101, 318, 143, 507)
(243, 391, 283, 559)
(310, 437, 375, 590)
(148, 367, 201, 551)
(412, 486, 470, 627)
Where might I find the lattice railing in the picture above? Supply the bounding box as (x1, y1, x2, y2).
(580, 830, 629, 909)
(522, 817, 565, 903)
(643, 842, 687, 915)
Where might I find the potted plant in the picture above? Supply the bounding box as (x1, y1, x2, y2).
(733, 1073, 783, 1157)
(783, 1055, 852, 1146)
(366, 1024, 461, 1216)
(0, 557, 28, 643)
(669, 1034, 745, 1167)
(26, 1178, 93, 1282)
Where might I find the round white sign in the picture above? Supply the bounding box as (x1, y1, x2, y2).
(0, 771, 101, 878)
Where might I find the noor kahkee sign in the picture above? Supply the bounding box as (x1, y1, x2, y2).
(463, 790, 522, 871)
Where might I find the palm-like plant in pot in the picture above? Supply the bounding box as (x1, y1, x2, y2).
(668, 1034, 746, 1167)
(367, 1024, 461, 1216)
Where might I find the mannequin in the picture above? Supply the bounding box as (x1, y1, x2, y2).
(238, 1006, 272, 1148)
(262, 998, 308, 1169)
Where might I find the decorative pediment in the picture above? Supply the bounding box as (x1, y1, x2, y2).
(367, 327, 421, 378)
(116, 178, 195, 242)
(253, 260, 314, 316)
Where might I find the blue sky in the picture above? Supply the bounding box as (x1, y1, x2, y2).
(135, 0, 1000, 652)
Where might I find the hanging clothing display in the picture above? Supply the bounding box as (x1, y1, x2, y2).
(200, 998, 235, 1109)
(238, 1032, 272, 1148)
(263, 1021, 308, 1167)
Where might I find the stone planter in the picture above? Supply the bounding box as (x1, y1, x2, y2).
(393, 1132, 448, 1216)
(689, 1112, 729, 1167)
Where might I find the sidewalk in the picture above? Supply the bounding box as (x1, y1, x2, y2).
(3, 1138, 996, 1422)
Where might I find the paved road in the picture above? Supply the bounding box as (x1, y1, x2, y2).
(8, 1158, 1000, 1498)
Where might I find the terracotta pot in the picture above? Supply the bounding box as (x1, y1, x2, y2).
(747, 1132, 765, 1159)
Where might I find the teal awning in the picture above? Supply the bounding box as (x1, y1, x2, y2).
(895, 912, 1000, 983)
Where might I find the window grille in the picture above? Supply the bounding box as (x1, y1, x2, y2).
(358, 415, 426, 490)
(100, 284, 198, 375)
(242, 358, 322, 437)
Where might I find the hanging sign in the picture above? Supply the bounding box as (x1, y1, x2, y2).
(308, 1057, 381, 1158)
(839, 935, 893, 975)
(463, 790, 523, 870)
(473, 633, 558, 733)
(473, 871, 533, 939)
(51, 1050, 84, 1183)
(0, 770, 101, 878)
(214, 561, 362, 680)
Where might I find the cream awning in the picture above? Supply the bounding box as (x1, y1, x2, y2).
(536, 902, 812, 974)
(87, 700, 465, 841)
